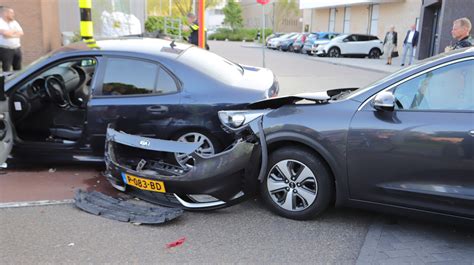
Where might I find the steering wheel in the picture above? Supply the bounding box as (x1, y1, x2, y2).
(45, 76, 68, 108)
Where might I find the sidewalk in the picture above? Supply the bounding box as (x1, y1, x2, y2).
(240, 42, 419, 74)
(307, 55, 419, 74)
(356, 217, 474, 265)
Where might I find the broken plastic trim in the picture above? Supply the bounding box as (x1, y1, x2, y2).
(74, 190, 183, 224)
(107, 127, 202, 155)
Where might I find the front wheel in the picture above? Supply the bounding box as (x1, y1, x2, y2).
(328, 47, 341, 57)
(173, 131, 219, 167)
(260, 147, 333, 220)
(368, 48, 381, 59)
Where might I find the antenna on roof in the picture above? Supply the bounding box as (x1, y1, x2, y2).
(170, 40, 176, 49)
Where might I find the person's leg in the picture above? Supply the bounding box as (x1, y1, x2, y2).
(0, 47, 14, 72)
(12, 48, 22, 70)
(400, 44, 408, 65)
(408, 44, 414, 65)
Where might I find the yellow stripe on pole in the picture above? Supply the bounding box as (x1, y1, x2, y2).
(80, 21, 94, 37)
(79, 0, 92, 9)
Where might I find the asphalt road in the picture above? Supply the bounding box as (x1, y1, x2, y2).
(0, 41, 387, 264)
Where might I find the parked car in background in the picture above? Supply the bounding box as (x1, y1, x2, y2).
(292, 33, 309, 53)
(0, 38, 279, 167)
(216, 47, 474, 221)
(315, 34, 384, 58)
(266, 33, 298, 50)
(304, 32, 340, 55)
(265, 32, 284, 45)
(280, 33, 301, 52)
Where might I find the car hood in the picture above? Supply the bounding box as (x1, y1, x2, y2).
(247, 88, 358, 109)
(236, 64, 275, 92)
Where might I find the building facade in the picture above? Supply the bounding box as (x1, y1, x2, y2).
(301, 0, 473, 59)
(0, 0, 62, 65)
(418, 0, 474, 59)
(301, 0, 421, 56)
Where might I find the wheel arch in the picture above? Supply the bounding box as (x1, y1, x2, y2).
(265, 132, 348, 206)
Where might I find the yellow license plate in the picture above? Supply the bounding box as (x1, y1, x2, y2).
(123, 173, 166, 193)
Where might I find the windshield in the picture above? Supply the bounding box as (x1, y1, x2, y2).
(339, 50, 468, 100)
(178, 46, 243, 84)
(307, 33, 318, 40)
(5, 53, 51, 82)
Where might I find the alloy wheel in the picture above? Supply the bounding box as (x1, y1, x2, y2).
(329, 48, 340, 57)
(175, 132, 215, 167)
(266, 159, 318, 212)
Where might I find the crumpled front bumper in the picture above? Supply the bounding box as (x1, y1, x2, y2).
(104, 126, 262, 210)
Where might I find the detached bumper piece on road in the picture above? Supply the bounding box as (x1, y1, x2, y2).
(104, 127, 260, 210)
(74, 190, 183, 224)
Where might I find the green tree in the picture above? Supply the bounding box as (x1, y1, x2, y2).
(147, 0, 221, 17)
(223, 0, 243, 31)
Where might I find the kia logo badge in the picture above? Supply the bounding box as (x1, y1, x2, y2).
(139, 139, 151, 147)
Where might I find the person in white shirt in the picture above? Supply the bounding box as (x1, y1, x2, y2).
(0, 6, 23, 72)
(400, 24, 419, 66)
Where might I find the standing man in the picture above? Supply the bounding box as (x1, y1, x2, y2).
(184, 13, 209, 50)
(186, 13, 199, 46)
(400, 24, 419, 66)
(0, 6, 23, 72)
(445, 17, 472, 51)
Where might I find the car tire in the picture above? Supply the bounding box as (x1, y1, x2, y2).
(368, 48, 381, 59)
(172, 130, 221, 167)
(328, 47, 341, 58)
(289, 45, 294, 52)
(260, 147, 333, 220)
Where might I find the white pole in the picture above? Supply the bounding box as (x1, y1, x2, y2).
(192, 0, 196, 14)
(169, 0, 172, 16)
(262, 4, 266, 68)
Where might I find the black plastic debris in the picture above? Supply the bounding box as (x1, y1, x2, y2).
(74, 190, 183, 224)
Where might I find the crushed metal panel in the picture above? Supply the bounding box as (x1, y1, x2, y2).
(74, 189, 183, 224)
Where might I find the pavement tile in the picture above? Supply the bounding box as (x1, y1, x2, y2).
(384, 249, 417, 258)
(427, 261, 473, 265)
(376, 256, 424, 265)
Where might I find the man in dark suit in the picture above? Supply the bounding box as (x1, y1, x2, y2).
(401, 24, 419, 66)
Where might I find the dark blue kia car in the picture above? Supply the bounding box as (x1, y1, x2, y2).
(0, 38, 278, 167)
(102, 47, 473, 223)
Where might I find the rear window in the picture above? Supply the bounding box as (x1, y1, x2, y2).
(178, 47, 243, 84)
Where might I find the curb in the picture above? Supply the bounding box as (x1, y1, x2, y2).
(356, 216, 385, 265)
(0, 199, 74, 208)
(307, 57, 395, 74)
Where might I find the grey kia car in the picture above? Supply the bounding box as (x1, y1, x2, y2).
(103, 47, 473, 222)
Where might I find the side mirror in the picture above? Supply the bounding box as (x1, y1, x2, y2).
(0, 75, 5, 101)
(373, 91, 395, 111)
(343, 39, 349, 42)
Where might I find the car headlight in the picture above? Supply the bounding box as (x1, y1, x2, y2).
(218, 110, 271, 131)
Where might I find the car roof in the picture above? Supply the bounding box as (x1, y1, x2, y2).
(52, 38, 193, 59)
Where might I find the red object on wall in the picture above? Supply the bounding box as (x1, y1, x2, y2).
(257, 0, 270, 5)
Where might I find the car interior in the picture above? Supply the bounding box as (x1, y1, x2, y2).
(10, 58, 97, 144)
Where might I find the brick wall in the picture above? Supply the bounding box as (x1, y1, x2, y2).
(0, 0, 61, 65)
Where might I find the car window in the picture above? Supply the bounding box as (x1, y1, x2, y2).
(102, 58, 157, 96)
(358, 35, 370, 41)
(345, 35, 358, 42)
(156, 68, 178, 94)
(392, 60, 474, 111)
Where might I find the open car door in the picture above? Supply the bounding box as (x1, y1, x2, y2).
(0, 75, 13, 167)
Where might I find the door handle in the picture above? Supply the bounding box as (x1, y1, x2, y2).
(146, 105, 168, 114)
